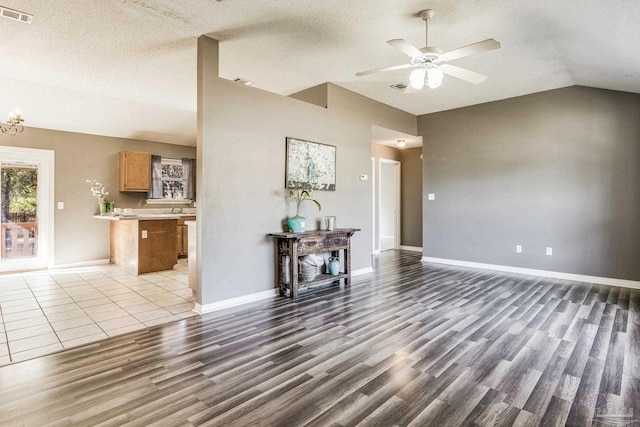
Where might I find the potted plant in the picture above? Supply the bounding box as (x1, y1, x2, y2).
(288, 187, 321, 233)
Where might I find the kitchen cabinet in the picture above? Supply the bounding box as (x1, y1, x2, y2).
(119, 151, 150, 192)
(177, 216, 196, 257)
(110, 219, 177, 274)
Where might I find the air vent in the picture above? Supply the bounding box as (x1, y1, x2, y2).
(0, 6, 33, 24)
(233, 78, 254, 86)
(390, 83, 407, 91)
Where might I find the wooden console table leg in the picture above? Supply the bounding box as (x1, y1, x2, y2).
(278, 253, 286, 296)
(344, 245, 351, 286)
(290, 240, 299, 299)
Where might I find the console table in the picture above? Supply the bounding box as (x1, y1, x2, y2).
(268, 228, 360, 299)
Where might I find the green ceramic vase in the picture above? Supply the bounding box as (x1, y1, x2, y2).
(287, 215, 306, 233)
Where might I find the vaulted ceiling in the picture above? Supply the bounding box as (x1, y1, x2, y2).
(1, 0, 638, 146)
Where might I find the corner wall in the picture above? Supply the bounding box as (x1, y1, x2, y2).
(197, 36, 416, 305)
(419, 86, 640, 281)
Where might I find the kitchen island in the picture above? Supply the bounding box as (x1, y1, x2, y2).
(94, 212, 195, 275)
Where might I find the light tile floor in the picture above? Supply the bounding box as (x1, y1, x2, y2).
(0, 260, 196, 366)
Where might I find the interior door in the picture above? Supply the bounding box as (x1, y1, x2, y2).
(379, 160, 400, 252)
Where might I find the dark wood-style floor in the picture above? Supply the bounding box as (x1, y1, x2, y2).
(0, 251, 639, 426)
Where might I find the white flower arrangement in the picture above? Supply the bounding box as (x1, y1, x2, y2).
(86, 179, 109, 201)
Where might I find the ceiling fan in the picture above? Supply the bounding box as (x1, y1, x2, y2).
(356, 9, 501, 92)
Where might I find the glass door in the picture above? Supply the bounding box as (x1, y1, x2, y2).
(1, 163, 38, 262)
(0, 147, 53, 272)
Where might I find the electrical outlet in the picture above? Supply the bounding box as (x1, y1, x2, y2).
(142, 230, 148, 239)
(516, 245, 522, 253)
(360, 174, 368, 181)
(428, 193, 435, 200)
(57, 202, 64, 210)
(546, 247, 553, 256)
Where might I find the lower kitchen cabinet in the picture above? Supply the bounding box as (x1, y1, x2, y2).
(110, 219, 177, 275)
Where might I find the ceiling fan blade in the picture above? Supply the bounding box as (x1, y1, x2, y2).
(440, 64, 488, 84)
(441, 38, 501, 62)
(355, 63, 416, 77)
(387, 39, 424, 58)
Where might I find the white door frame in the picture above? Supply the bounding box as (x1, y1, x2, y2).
(378, 158, 401, 251)
(0, 146, 55, 271)
(371, 157, 377, 255)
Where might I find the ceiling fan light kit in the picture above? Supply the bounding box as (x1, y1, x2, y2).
(356, 9, 501, 92)
(410, 66, 443, 90)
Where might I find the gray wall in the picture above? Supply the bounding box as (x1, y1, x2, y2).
(6, 127, 195, 265)
(400, 147, 422, 248)
(197, 36, 416, 305)
(419, 86, 640, 281)
(289, 84, 328, 108)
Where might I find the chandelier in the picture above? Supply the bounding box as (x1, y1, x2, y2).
(0, 113, 24, 136)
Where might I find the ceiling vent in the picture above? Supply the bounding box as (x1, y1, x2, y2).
(234, 78, 254, 86)
(390, 83, 407, 91)
(0, 6, 33, 24)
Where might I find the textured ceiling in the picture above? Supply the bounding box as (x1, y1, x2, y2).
(1, 0, 639, 146)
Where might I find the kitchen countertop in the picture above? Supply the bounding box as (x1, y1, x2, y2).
(93, 213, 196, 221)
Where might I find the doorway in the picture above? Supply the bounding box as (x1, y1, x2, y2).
(379, 159, 400, 252)
(0, 146, 54, 272)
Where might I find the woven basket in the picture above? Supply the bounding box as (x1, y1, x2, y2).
(300, 263, 317, 282)
(299, 254, 323, 282)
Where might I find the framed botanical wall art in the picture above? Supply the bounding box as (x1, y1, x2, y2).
(286, 137, 336, 191)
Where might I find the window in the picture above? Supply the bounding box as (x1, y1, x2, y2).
(148, 156, 194, 202)
(161, 158, 185, 199)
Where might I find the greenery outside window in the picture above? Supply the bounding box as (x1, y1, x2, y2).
(148, 156, 194, 203)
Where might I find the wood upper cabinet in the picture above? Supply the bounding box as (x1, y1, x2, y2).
(119, 151, 150, 192)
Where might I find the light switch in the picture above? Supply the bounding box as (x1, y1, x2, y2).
(428, 194, 435, 200)
(142, 230, 148, 239)
(57, 202, 64, 210)
(360, 174, 368, 181)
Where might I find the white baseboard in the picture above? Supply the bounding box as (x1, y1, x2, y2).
(400, 246, 423, 252)
(352, 267, 374, 277)
(194, 289, 277, 314)
(50, 259, 110, 269)
(194, 266, 375, 315)
(421, 257, 640, 290)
